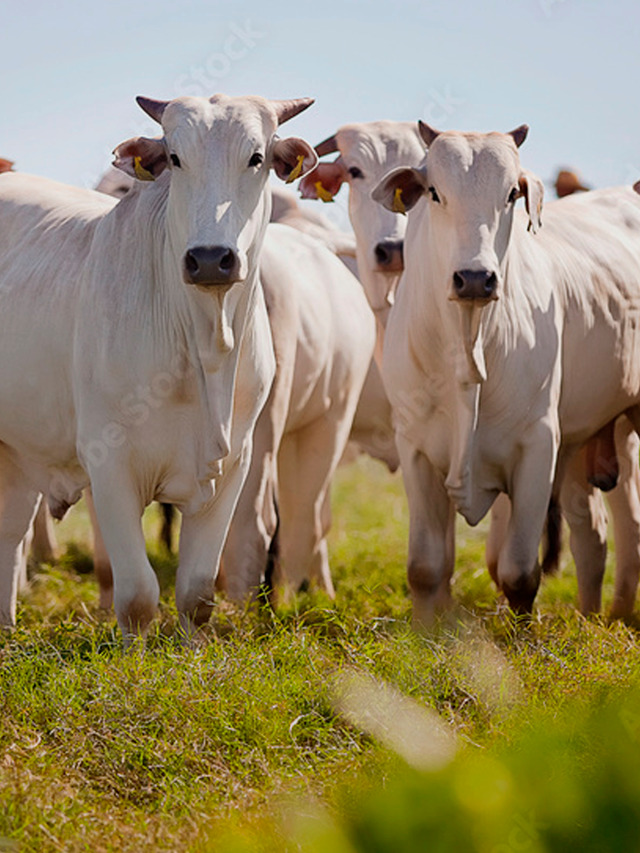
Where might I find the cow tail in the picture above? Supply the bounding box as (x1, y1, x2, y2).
(541, 495, 562, 575)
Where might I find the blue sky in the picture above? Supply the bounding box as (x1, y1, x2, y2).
(2, 0, 639, 202)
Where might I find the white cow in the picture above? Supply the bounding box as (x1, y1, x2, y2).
(223, 224, 376, 599)
(373, 122, 640, 624)
(268, 187, 398, 472)
(299, 122, 426, 325)
(300, 123, 640, 620)
(0, 93, 318, 641)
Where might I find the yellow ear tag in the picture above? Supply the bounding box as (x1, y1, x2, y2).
(286, 154, 306, 184)
(392, 187, 406, 215)
(315, 181, 334, 203)
(134, 156, 155, 182)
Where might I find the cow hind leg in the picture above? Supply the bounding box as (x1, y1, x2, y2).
(84, 488, 114, 610)
(0, 450, 41, 627)
(275, 415, 352, 599)
(607, 419, 640, 620)
(30, 499, 58, 564)
(485, 493, 511, 588)
(560, 449, 608, 615)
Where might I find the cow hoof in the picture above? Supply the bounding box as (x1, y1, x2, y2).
(501, 578, 538, 616)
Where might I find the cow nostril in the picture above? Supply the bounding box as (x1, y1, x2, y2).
(484, 272, 497, 295)
(185, 251, 199, 277)
(219, 250, 235, 272)
(453, 272, 465, 293)
(375, 244, 390, 265)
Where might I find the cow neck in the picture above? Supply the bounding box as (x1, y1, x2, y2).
(403, 209, 489, 520)
(184, 273, 259, 470)
(128, 178, 261, 478)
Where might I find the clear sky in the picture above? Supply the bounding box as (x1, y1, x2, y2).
(2, 0, 639, 203)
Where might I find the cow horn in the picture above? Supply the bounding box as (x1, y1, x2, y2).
(508, 124, 529, 148)
(418, 121, 441, 147)
(136, 96, 170, 124)
(315, 135, 339, 157)
(271, 98, 315, 126)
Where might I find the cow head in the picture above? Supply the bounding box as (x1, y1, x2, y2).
(298, 121, 426, 323)
(372, 122, 543, 306)
(113, 94, 317, 288)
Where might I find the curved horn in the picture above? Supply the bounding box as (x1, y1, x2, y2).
(418, 121, 441, 148)
(508, 124, 529, 148)
(271, 97, 315, 126)
(314, 135, 339, 157)
(136, 96, 170, 124)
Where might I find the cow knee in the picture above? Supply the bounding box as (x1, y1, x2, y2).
(407, 559, 444, 598)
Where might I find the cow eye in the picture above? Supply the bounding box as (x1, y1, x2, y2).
(170, 153, 181, 168)
(428, 186, 440, 203)
(249, 152, 264, 168)
(348, 166, 364, 179)
(508, 186, 519, 204)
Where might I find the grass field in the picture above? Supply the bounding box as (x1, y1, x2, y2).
(2, 456, 640, 852)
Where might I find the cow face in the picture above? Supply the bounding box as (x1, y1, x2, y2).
(299, 122, 426, 321)
(113, 94, 317, 288)
(372, 123, 543, 305)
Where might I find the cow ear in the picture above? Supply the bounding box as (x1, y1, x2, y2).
(299, 160, 348, 201)
(519, 169, 544, 233)
(371, 166, 428, 214)
(633, 180, 640, 196)
(271, 137, 318, 184)
(112, 136, 169, 181)
(0, 158, 14, 174)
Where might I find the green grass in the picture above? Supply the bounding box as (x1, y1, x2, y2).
(1, 456, 640, 851)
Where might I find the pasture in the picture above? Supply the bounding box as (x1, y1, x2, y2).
(2, 456, 640, 852)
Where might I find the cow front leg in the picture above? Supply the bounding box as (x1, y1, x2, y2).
(397, 436, 455, 629)
(497, 428, 557, 613)
(177, 450, 250, 639)
(88, 469, 159, 643)
(0, 451, 41, 627)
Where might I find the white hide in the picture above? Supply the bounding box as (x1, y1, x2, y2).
(375, 128, 640, 623)
(0, 93, 317, 641)
(300, 121, 426, 324)
(222, 223, 376, 599)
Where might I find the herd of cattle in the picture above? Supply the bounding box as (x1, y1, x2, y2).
(2, 92, 640, 642)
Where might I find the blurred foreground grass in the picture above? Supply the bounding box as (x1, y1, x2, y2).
(1, 456, 640, 852)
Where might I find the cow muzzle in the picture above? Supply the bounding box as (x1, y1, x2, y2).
(183, 246, 242, 287)
(373, 239, 404, 273)
(451, 269, 499, 302)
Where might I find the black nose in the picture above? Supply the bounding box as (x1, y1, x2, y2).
(452, 269, 498, 301)
(374, 239, 404, 272)
(183, 246, 240, 286)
